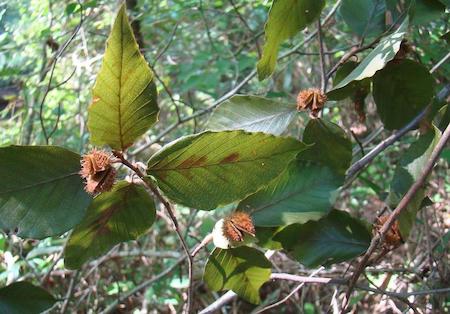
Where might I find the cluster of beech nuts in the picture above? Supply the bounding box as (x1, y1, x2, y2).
(80, 149, 116, 194)
(296, 88, 327, 117)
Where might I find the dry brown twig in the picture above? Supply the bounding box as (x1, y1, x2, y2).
(341, 119, 450, 312)
(113, 151, 194, 313)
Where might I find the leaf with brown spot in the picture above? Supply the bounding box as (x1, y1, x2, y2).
(147, 130, 307, 210)
(87, 5, 159, 151)
(64, 181, 156, 269)
(221, 153, 240, 164)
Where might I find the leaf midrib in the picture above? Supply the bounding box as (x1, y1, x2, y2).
(223, 109, 294, 129)
(150, 151, 297, 172)
(0, 172, 79, 195)
(118, 12, 125, 150)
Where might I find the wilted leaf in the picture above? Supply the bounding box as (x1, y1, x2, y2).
(388, 127, 441, 239)
(207, 95, 297, 135)
(274, 209, 371, 267)
(329, 18, 408, 93)
(373, 59, 434, 130)
(203, 246, 272, 304)
(88, 5, 158, 151)
(238, 160, 341, 226)
(147, 131, 307, 210)
(65, 181, 156, 269)
(0, 282, 56, 314)
(0, 146, 91, 239)
(257, 0, 325, 80)
(339, 0, 386, 37)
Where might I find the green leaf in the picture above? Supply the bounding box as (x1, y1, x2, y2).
(410, 0, 446, 25)
(0, 282, 56, 314)
(329, 18, 408, 93)
(65, 181, 156, 269)
(238, 160, 341, 226)
(207, 95, 297, 136)
(203, 246, 272, 304)
(0, 146, 91, 239)
(339, 0, 386, 37)
(274, 209, 371, 267)
(87, 5, 158, 151)
(441, 148, 450, 164)
(388, 127, 441, 239)
(257, 0, 325, 80)
(301, 118, 352, 176)
(373, 59, 434, 130)
(255, 226, 284, 250)
(327, 61, 371, 101)
(147, 131, 307, 210)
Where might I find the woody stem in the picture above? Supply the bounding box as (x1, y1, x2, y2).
(113, 151, 194, 314)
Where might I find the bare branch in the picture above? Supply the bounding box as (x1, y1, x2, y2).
(342, 110, 450, 311)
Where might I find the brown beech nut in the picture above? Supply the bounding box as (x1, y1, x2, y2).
(80, 149, 116, 195)
(296, 88, 327, 117)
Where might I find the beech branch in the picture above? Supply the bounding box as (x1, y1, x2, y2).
(342, 116, 450, 312)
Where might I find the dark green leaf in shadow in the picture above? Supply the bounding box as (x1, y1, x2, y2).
(373, 59, 434, 130)
(274, 209, 371, 267)
(0, 146, 91, 239)
(64, 181, 156, 269)
(0, 282, 56, 314)
(339, 0, 386, 37)
(327, 61, 371, 101)
(255, 226, 284, 250)
(238, 160, 341, 226)
(410, 0, 446, 25)
(301, 118, 352, 176)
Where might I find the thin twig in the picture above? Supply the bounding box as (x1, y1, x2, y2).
(430, 51, 450, 73)
(229, 0, 261, 56)
(60, 270, 80, 314)
(192, 233, 213, 257)
(317, 19, 327, 92)
(346, 84, 450, 179)
(149, 63, 183, 122)
(100, 256, 185, 314)
(254, 267, 325, 313)
(114, 151, 194, 313)
(39, 0, 84, 144)
(152, 23, 179, 66)
(342, 117, 450, 312)
(130, 0, 342, 156)
(200, 270, 450, 314)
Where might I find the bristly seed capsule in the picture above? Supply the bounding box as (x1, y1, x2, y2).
(296, 88, 327, 117)
(80, 149, 116, 195)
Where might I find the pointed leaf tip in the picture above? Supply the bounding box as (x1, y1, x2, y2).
(88, 4, 159, 151)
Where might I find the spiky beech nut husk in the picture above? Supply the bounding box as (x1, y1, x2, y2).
(80, 149, 112, 178)
(223, 211, 255, 242)
(84, 167, 117, 195)
(296, 88, 327, 117)
(373, 215, 403, 248)
(80, 149, 116, 195)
